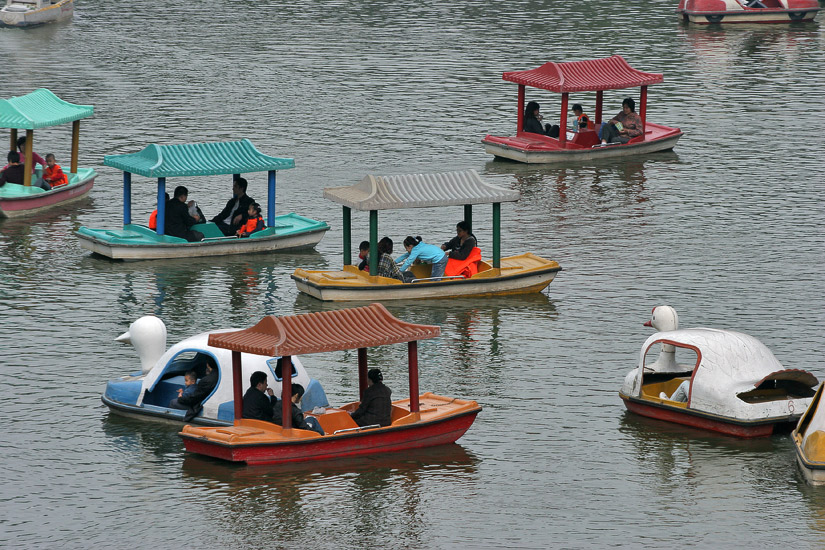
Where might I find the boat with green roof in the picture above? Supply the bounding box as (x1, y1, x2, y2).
(75, 139, 329, 260)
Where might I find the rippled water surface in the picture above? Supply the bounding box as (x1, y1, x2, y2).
(1, 1, 824, 548)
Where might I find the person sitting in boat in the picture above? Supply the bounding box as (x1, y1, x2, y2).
(15, 136, 50, 191)
(170, 357, 218, 411)
(376, 237, 406, 282)
(396, 235, 448, 280)
(273, 381, 324, 435)
(42, 154, 69, 187)
(660, 380, 689, 402)
(148, 192, 170, 230)
(523, 101, 560, 138)
(350, 368, 392, 428)
(169, 370, 198, 405)
(0, 151, 25, 188)
(242, 370, 278, 422)
(357, 240, 370, 271)
(598, 97, 643, 146)
(212, 177, 254, 237)
(165, 186, 204, 242)
(571, 104, 595, 133)
(236, 202, 265, 237)
(441, 220, 477, 261)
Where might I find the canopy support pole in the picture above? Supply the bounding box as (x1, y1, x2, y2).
(559, 92, 569, 147)
(267, 170, 276, 227)
(232, 351, 243, 420)
(23, 129, 33, 187)
(358, 347, 368, 400)
(70, 120, 80, 174)
(123, 172, 132, 225)
(639, 86, 648, 134)
(517, 85, 525, 133)
(156, 177, 166, 235)
(595, 90, 604, 124)
(369, 210, 378, 276)
(408, 341, 420, 413)
(342, 206, 352, 266)
(281, 356, 293, 430)
(9, 129, 17, 152)
(492, 202, 501, 268)
(464, 204, 473, 232)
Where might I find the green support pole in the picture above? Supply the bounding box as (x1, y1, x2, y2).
(343, 206, 352, 266)
(464, 204, 473, 232)
(369, 210, 378, 275)
(493, 202, 501, 268)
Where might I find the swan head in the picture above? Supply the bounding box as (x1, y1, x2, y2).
(644, 305, 679, 332)
(116, 316, 167, 374)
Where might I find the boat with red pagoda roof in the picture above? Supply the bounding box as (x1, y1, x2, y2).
(482, 56, 682, 163)
(179, 303, 481, 465)
(678, 0, 819, 24)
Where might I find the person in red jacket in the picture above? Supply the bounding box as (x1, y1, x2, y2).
(43, 154, 69, 187)
(236, 202, 265, 237)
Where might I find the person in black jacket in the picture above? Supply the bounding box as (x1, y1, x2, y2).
(350, 368, 392, 427)
(212, 177, 254, 236)
(273, 383, 324, 435)
(242, 371, 278, 422)
(172, 356, 218, 412)
(165, 186, 203, 242)
(523, 101, 559, 138)
(441, 220, 477, 261)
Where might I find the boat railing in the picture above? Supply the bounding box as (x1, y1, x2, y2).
(202, 235, 240, 242)
(333, 424, 380, 435)
(410, 275, 465, 284)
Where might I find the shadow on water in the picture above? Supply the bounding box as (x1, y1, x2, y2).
(100, 411, 184, 460)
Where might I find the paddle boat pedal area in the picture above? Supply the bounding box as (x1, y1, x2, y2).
(677, 0, 819, 24)
(0, 89, 95, 218)
(619, 306, 817, 438)
(179, 303, 482, 465)
(482, 56, 682, 163)
(75, 139, 329, 260)
(291, 169, 561, 301)
(792, 383, 825, 484)
(0, 0, 72, 27)
(101, 315, 329, 426)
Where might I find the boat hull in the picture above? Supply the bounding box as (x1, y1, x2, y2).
(620, 392, 798, 438)
(483, 133, 682, 164)
(792, 436, 825, 485)
(0, 0, 73, 27)
(0, 170, 95, 218)
(101, 394, 231, 427)
(680, 9, 819, 24)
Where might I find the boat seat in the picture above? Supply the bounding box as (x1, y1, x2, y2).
(144, 374, 187, 407)
(570, 130, 599, 148)
(311, 409, 358, 433)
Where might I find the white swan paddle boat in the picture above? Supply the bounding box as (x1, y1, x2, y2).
(0, 0, 72, 27)
(619, 306, 818, 438)
(792, 383, 825, 484)
(677, 0, 820, 24)
(101, 316, 329, 426)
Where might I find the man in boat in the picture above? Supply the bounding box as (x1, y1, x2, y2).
(212, 177, 254, 236)
(165, 186, 204, 242)
(598, 97, 643, 146)
(350, 368, 392, 427)
(0, 151, 25, 187)
(242, 371, 278, 422)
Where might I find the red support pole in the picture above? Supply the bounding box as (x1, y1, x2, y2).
(281, 356, 293, 430)
(517, 85, 525, 134)
(232, 351, 243, 421)
(559, 93, 569, 147)
(639, 86, 648, 134)
(358, 347, 368, 400)
(595, 90, 604, 124)
(408, 341, 420, 413)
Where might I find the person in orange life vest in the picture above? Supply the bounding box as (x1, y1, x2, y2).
(571, 104, 595, 133)
(357, 240, 370, 270)
(236, 202, 265, 237)
(42, 154, 69, 187)
(148, 193, 170, 231)
(16, 136, 50, 191)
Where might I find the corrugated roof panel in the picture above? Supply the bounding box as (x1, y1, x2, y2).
(323, 169, 520, 211)
(103, 139, 295, 178)
(502, 55, 663, 93)
(0, 88, 94, 130)
(207, 303, 441, 356)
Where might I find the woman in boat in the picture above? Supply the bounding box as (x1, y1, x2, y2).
(441, 220, 477, 261)
(376, 237, 406, 282)
(599, 97, 643, 146)
(15, 136, 50, 190)
(350, 368, 392, 427)
(523, 101, 559, 138)
(396, 236, 448, 279)
(273, 382, 324, 435)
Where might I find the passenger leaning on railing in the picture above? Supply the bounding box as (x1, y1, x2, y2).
(396, 235, 448, 280)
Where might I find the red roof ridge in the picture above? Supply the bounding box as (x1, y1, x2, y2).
(502, 55, 663, 93)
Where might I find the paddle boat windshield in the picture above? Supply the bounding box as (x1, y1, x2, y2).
(102, 316, 329, 426)
(291, 169, 561, 301)
(75, 139, 329, 260)
(482, 56, 682, 163)
(619, 306, 817, 437)
(0, 0, 72, 27)
(179, 303, 482, 465)
(677, 0, 820, 24)
(0, 89, 95, 217)
(793, 383, 825, 484)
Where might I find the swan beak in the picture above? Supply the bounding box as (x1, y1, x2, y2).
(643, 320, 652, 327)
(115, 331, 132, 344)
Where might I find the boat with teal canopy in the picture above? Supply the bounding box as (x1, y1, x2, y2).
(75, 139, 329, 260)
(0, 88, 96, 218)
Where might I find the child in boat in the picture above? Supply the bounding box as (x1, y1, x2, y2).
(236, 202, 265, 237)
(148, 193, 170, 231)
(396, 235, 448, 279)
(571, 104, 594, 133)
(42, 154, 69, 187)
(178, 371, 198, 400)
(357, 240, 370, 270)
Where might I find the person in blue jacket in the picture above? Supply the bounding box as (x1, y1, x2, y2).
(396, 235, 448, 279)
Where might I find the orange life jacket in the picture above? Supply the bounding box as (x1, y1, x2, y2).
(149, 209, 158, 230)
(43, 164, 69, 187)
(577, 113, 595, 131)
(237, 215, 264, 236)
(445, 247, 482, 279)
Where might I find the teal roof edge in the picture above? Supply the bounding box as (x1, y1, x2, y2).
(0, 89, 94, 129)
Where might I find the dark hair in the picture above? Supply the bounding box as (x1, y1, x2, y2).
(235, 177, 248, 192)
(456, 220, 470, 233)
(524, 101, 540, 121)
(572, 103, 583, 113)
(185, 370, 197, 380)
(622, 97, 636, 112)
(403, 236, 422, 248)
(205, 355, 217, 370)
(378, 236, 393, 254)
(16, 136, 26, 148)
(274, 356, 294, 379)
(359, 240, 370, 251)
(250, 202, 262, 216)
(173, 185, 188, 199)
(250, 371, 267, 387)
(7, 151, 20, 163)
(368, 368, 383, 384)
(46, 153, 56, 161)
(292, 383, 305, 399)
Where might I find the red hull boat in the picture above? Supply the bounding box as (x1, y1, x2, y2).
(677, 0, 820, 24)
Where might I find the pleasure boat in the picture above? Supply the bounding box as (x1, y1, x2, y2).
(677, 0, 819, 23)
(0, 0, 72, 27)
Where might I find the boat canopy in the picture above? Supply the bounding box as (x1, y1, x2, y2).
(503, 55, 663, 93)
(323, 169, 520, 211)
(103, 139, 294, 178)
(0, 88, 94, 129)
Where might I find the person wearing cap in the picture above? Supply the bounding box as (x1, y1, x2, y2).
(350, 368, 393, 427)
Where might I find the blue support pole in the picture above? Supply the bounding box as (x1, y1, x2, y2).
(156, 177, 166, 236)
(123, 172, 132, 226)
(268, 170, 276, 228)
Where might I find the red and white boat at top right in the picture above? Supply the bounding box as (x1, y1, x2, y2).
(678, 0, 820, 24)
